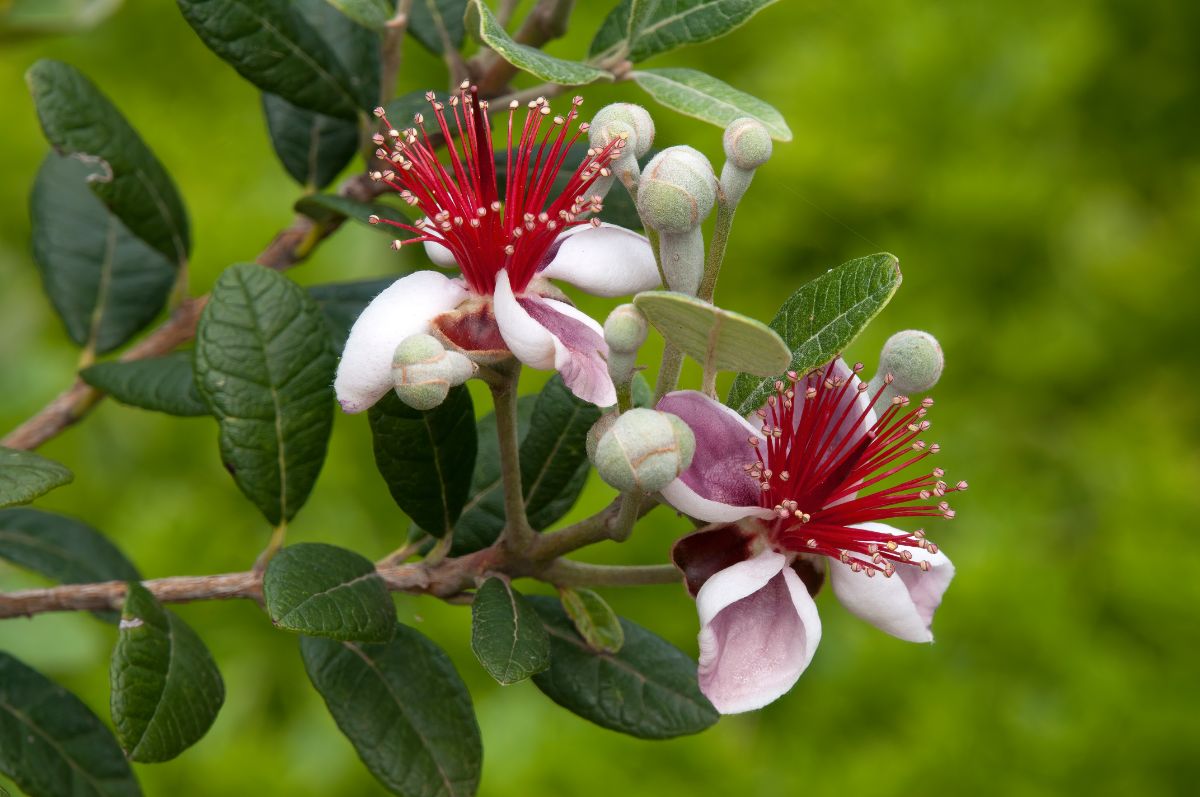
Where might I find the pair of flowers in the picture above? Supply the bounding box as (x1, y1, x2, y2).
(335, 86, 960, 715)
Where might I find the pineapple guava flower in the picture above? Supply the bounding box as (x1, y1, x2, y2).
(658, 358, 965, 713)
(334, 84, 659, 412)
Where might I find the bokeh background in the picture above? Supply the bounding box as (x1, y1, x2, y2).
(2, 1, 1198, 795)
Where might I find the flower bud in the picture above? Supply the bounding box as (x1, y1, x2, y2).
(870, 330, 944, 398)
(604, 304, 648, 387)
(391, 333, 476, 410)
(590, 103, 655, 158)
(593, 409, 696, 493)
(638, 146, 717, 296)
(586, 411, 619, 462)
(720, 117, 772, 206)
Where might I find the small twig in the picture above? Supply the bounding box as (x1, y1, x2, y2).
(380, 0, 414, 105)
(489, 364, 536, 554)
(540, 560, 680, 588)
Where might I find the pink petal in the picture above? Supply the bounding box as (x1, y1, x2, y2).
(334, 271, 468, 413)
(493, 270, 617, 406)
(657, 391, 773, 522)
(538, 223, 660, 297)
(695, 551, 822, 714)
(829, 521, 955, 643)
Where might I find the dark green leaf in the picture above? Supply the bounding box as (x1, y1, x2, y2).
(110, 583, 224, 762)
(521, 375, 600, 529)
(307, 277, 395, 350)
(0, 652, 142, 797)
(0, 449, 73, 509)
(558, 587, 624, 654)
(194, 263, 336, 525)
(590, 0, 779, 63)
(408, 0, 466, 55)
(470, 0, 611, 85)
(175, 0, 371, 119)
(80, 352, 208, 417)
(26, 59, 190, 265)
(382, 91, 430, 128)
(301, 625, 482, 797)
(0, 508, 139, 584)
(325, 0, 391, 30)
(293, 0, 382, 113)
(632, 67, 791, 141)
(263, 543, 395, 642)
(294, 194, 412, 232)
(368, 387, 477, 537)
(529, 596, 718, 739)
(30, 154, 178, 354)
(261, 94, 359, 190)
(727, 253, 903, 415)
(471, 577, 550, 684)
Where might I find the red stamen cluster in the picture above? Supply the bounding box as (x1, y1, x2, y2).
(746, 361, 966, 577)
(366, 82, 626, 295)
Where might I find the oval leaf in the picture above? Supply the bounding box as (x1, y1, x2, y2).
(633, 291, 791, 377)
(471, 577, 550, 685)
(326, 0, 391, 30)
(590, 0, 779, 63)
(520, 375, 599, 530)
(0, 651, 142, 797)
(558, 587, 624, 654)
(0, 508, 139, 584)
(632, 67, 791, 141)
(26, 59, 190, 264)
(110, 583, 225, 762)
(30, 153, 179, 354)
(175, 0, 370, 119)
(529, 596, 718, 739)
(726, 253, 903, 416)
(409, 0, 466, 54)
(81, 352, 208, 417)
(301, 625, 482, 797)
(368, 388, 477, 537)
(194, 263, 336, 526)
(262, 93, 359, 190)
(0, 449, 73, 509)
(470, 0, 611, 85)
(263, 543, 395, 642)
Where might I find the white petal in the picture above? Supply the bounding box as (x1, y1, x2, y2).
(539, 223, 660, 297)
(492, 270, 556, 369)
(420, 219, 459, 268)
(695, 551, 822, 714)
(660, 479, 776, 523)
(829, 521, 955, 643)
(334, 271, 468, 413)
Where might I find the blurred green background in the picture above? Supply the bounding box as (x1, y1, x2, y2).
(2, 1, 1198, 795)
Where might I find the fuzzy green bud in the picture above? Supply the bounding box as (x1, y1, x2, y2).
(869, 330, 944, 398)
(720, 117, 772, 206)
(637, 146, 717, 296)
(593, 409, 696, 493)
(589, 103, 655, 158)
(392, 333, 476, 410)
(603, 304, 648, 387)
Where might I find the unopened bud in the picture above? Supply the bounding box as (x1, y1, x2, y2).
(720, 117, 772, 206)
(637, 146, 717, 296)
(391, 333, 476, 410)
(604, 304, 648, 387)
(869, 330, 944, 398)
(593, 409, 696, 493)
(590, 103, 654, 158)
(586, 411, 619, 462)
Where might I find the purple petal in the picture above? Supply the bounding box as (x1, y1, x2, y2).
(695, 551, 822, 714)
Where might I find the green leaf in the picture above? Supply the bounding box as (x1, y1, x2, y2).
(326, 0, 391, 30)
(558, 587, 624, 654)
(0, 652, 142, 797)
(262, 94, 359, 190)
(469, 0, 611, 85)
(293, 0, 383, 113)
(110, 583, 224, 762)
(0, 449, 73, 509)
(470, 577, 550, 685)
(26, 59, 190, 265)
(81, 352, 208, 417)
(633, 291, 791, 376)
(529, 597, 718, 739)
(726, 253, 903, 416)
(0, 0, 122, 40)
(0, 508, 139, 584)
(590, 0, 779, 63)
(175, 0, 372, 119)
(263, 543, 395, 642)
(294, 194, 411, 232)
(382, 90, 431, 128)
(632, 67, 791, 141)
(301, 625, 482, 797)
(306, 277, 395, 350)
(194, 263, 336, 526)
(409, 0, 466, 55)
(521, 375, 600, 529)
(30, 154, 178, 355)
(368, 388, 477, 537)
